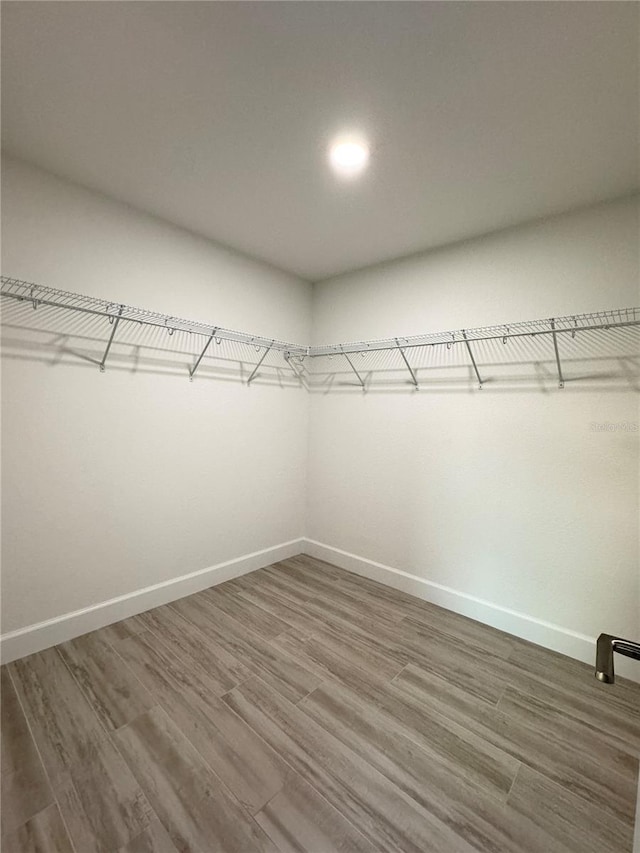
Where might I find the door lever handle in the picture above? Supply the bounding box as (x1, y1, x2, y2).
(595, 633, 640, 684)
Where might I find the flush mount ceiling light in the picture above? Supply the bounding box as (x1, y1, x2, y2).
(328, 137, 370, 178)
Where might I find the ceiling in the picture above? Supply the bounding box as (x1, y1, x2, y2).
(2, 2, 638, 282)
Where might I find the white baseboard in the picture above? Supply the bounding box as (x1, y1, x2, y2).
(4, 534, 636, 683)
(302, 538, 639, 683)
(0, 538, 305, 664)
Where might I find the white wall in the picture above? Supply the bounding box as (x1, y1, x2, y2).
(1, 156, 312, 649)
(309, 197, 640, 673)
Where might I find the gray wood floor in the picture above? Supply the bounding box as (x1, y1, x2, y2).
(2, 555, 639, 853)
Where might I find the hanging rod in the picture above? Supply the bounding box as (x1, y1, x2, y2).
(2, 276, 638, 363)
(0, 276, 308, 357)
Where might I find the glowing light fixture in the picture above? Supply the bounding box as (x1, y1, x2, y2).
(328, 137, 369, 178)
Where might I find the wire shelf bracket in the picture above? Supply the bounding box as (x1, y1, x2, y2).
(341, 346, 366, 388)
(283, 351, 306, 384)
(247, 342, 274, 385)
(188, 329, 217, 381)
(462, 329, 483, 389)
(550, 318, 565, 389)
(396, 338, 419, 388)
(99, 305, 124, 372)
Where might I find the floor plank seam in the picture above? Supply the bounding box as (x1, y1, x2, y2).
(100, 640, 208, 848)
(221, 675, 404, 852)
(100, 629, 161, 702)
(113, 700, 277, 845)
(293, 681, 326, 707)
(305, 685, 517, 813)
(389, 662, 410, 684)
(54, 645, 116, 740)
(251, 775, 286, 818)
(379, 672, 530, 804)
(139, 600, 264, 696)
(104, 629, 307, 842)
(183, 592, 324, 700)
(5, 666, 80, 853)
(254, 762, 376, 853)
(505, 761, 523, 802)
(386, 661, 410, 684)
(494, 684, 509, 708)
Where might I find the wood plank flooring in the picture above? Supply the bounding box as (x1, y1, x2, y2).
(2, 555, 639, 852)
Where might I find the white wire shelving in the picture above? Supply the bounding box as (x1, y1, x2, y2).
(0, 275, 308, 382)
(1, 275, 638, 389)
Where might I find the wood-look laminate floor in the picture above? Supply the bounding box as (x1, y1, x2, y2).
(2, 555, 639, 853)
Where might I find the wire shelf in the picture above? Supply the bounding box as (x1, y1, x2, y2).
(2, 275, 638, 389)
(0, 276, 308, 357)
(310, 308, 640, 355)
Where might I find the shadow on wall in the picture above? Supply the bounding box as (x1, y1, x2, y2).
(2, 293, 639, 394)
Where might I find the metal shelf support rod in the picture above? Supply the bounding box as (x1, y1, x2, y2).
(462, 330, 483, 389)
(247, 343, 273, 385)
(550, 318, 565, 389)
(341, 348, 365, 388)
(396, 338, 419, 387)
(189, 329, 217, 380)
(284, 352, 305, 383)
(99, 306, 123, 372)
